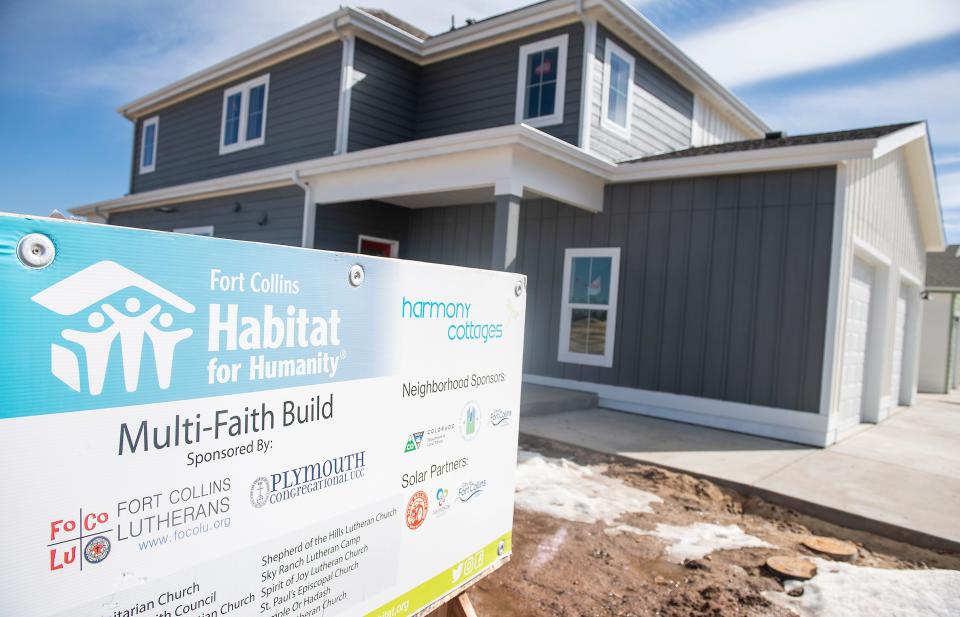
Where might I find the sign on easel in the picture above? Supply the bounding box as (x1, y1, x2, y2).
(0, 214, 525, 617)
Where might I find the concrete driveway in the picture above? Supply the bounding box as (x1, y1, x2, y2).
(520, 386, 960, 551)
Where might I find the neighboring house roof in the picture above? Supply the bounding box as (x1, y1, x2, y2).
(631, 123, 918, 162)
(926, 246, 960, 290)
(115, 0, 768, 136)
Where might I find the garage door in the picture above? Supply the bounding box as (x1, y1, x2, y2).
(890, 286, 908, 404)
(838, 259, 874, 431)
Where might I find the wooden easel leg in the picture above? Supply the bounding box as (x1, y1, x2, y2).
(425, 593, 478, 617)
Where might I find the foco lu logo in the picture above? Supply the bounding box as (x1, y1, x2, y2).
(31, 261, 195, 395)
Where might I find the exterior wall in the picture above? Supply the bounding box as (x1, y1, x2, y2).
(691, 96, 757, 146)
(827, 149, 927, 425)
(132, 43, 341, 193)
(918, 292, 952, 393)
(313, 200, 411, 253)
(108, 186, 305, 246)
(348, 39, 419, 152)
(404, 204, 496, 269)
(416, 24, 583, 146)
(588, 25, 693, 161)
(520, 167, 836, 415)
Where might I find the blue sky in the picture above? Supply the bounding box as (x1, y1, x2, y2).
(1, 0, 959, 239)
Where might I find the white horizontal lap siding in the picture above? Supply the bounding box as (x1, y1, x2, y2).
(588, 51, 691, 162)
(691, 97, 755, 146)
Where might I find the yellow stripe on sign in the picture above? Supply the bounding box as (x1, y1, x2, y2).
(364, 531, 513, 617)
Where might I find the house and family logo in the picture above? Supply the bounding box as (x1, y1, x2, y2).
(30, 261, 195, 395)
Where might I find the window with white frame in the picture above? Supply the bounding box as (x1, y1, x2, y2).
(173, 225, 214, 237)
(515, 34, 568, 128)
(139, 116, 159, 174)
(220, 74, 269, 154)
(558, 248, 620, 367)
(601, 40, 634, 136)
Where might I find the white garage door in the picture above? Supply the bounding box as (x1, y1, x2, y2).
(890, 286, 908, 404)
(838, 259, 874, 431)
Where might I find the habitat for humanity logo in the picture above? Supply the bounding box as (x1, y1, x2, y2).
(30, 261, 195, 395)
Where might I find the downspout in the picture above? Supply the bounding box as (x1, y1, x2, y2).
(576, 0, 596, 152)
(333, 18, 355, 156)
(293, 170, 316, 249)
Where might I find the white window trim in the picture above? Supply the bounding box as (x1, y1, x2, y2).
(174, 225, 214, 237)
(357, 234, 399, 257)
(514, 34, 568, 128)
(558, 247, 620, 367)
(219, 74, 270, 155)
(600, 39, 634, 139)
(139, 116, 159, 174)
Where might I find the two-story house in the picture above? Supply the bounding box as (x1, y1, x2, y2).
(72, 0, 945, 447)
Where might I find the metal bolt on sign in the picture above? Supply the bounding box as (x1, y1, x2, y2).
(17, 233, 56, 269)
(349, 264, 365, 287)
(514, 279, 525, 297)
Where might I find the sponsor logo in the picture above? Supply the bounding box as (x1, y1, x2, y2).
(30, 261, 196, 395)
(405, 491, 429, 530)
(47, 509, 112, 572)
(249, 476, 271, 508)
(434, 487, 451, 517)
(489, 408, 513, 427)
(404, 431, 424, 453)
(458, 479, 487, 503)
(83, 536, 111, 564)
(451, 549, 485, 583)
(251, 451, 365, 508)
(460, 401, 481, 441)
(404, 423, 455, 452)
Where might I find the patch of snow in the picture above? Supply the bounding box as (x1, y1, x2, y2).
(766, 558, 960, 617)
(514, 451, 661, 524)
(610, 522, 773, 562)
(530, 527, 568, 571)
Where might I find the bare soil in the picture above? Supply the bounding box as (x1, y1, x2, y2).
(469, 435, 960, 617)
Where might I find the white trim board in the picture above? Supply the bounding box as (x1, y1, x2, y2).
(523, 373, 833, 447)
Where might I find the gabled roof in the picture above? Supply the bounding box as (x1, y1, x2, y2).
(926, 247, 960, 289)
(630, 123, 917, 163)
(115, 0, 768, 136)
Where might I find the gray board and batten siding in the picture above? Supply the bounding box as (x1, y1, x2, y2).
(131, 43, 342, 193)
(414, 24, 584, 146)
(518, 167, 837, 414)
(108, 186, 306, 247)
(590, 24, 694, 161)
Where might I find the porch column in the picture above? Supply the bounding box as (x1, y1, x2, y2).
(492, 193, 521, 271)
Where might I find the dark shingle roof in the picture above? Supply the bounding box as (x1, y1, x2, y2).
(926, 247, 960, 289)
(629, 122, 919, 163)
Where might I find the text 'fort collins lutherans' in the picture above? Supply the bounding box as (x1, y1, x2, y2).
(206, 268, 342, 385)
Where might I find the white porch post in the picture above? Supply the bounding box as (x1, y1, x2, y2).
(492, 193, 521, 271)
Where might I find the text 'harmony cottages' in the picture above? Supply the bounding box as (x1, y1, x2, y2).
(72, 0, 945, 447)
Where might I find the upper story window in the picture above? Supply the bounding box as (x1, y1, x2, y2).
(220, 74, 270, 155)
(558, 247, 621, 367)
(139, 116, 158, 174)
(515, 34, 568, 128)
(601, 40, 634, 137)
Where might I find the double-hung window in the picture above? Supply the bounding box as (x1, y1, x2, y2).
(220, 74, 269, 154)
(558, 248, 621, 367)
(515, 34, 568, 128)
(601, 40, 634, 137)
(139, 116, 158, 174)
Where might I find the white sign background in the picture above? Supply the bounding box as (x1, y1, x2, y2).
(0, 216, 526, 617)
